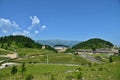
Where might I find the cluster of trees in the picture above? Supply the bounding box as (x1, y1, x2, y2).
(72, 38, 114, 49)
(0, 35, 42, 49)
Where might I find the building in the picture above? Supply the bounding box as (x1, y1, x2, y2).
(77, 49, 93, 54)
(53, 45, 69, 52)
(76, 48, 119, 55)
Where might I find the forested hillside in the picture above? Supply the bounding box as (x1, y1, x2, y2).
(72, 38, 114, 49)
(0, 35, 42, 49)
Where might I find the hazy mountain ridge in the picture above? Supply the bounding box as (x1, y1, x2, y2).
(36, 40, 80, 47)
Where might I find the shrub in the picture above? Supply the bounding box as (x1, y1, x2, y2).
(51, 74, 55, 80)
(76, 72, 83, 80)
(26, 74, 33, 80)
(66, 75, 74, 80)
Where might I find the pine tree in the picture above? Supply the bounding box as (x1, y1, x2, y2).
(11, 66, 18, 80)
(11, 66, 18, 75)
(21, 62, 26, 79)
(109, 56, 113, 63)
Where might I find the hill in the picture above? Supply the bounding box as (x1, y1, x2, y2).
(36, 39, 80, 47)
(0, 35, 42, 50)
(72, 38, 114, 49)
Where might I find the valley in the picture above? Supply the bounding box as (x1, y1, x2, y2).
(0, 35, 120, 80)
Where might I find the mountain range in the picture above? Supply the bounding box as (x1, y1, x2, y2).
(36, 40, 80, 47)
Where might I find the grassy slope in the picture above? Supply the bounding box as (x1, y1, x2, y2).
(0, 61, 120, 80)
(0, 48, 120, 80)
(12, 53, 90, 65)
(0, 64, 78, 80)
(16, 48, 53, 57)
(0, 48, 13, 55)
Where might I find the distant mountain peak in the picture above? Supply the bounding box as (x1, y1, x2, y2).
(36, 39, 80, 47)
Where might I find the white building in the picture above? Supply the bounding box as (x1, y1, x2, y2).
(54, 45, 69, 52)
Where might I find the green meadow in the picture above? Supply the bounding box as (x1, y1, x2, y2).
(0, 61, 120, 80)
(0, 40, 120, 80)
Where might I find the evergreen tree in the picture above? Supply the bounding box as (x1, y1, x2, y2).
(119, 50, 120, 56)
(11, 66, 18, 75)
(109, 56, 113, 63)
(21, 62, 26, 79)
(11, 66, 18, 80)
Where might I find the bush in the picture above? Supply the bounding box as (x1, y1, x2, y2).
(26, 74, 33, 80)
(109, 56, 113, 63)
(76, 72, 83, 80)
(51, 74, 55, 80)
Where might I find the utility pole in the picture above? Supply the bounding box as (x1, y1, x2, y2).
(47, 54, 48, 64)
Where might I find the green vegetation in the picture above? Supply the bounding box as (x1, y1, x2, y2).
(0, 64, 78, 80)
(0, 61, 120, 80)
(112, 56, 120, 61)
(0, 35, 42, 49)
(15, 48, 53, 57)
(109, 56, 113, 63)
(11, 66, 18, 75)
(21, 62, 26, 79)
(11, 53, 90, 65)
(44, 45, 57, 53)
(0, 48, 13, 55)
(26, 74, 33, 80)
(0, 35, 56, 52)
(0, 36, 120, 80)
(72, 38, 113, 49)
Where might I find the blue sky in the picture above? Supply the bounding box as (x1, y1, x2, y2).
(0, 0, 120, 45)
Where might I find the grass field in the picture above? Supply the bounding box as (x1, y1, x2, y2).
(16, 48, 55, 57)
(0, 61, 120, 80)
(11, 53, 90, 65)
(0, 48, 120, 80)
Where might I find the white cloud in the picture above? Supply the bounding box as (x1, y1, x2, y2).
(28, 16, 40, 30)
(30, 16, 40, 25)
(0, 18, 19, 33)
(41, 25, 47, 30)
(0, 17, 47, 38)
(0, 18, 19, 28)
(34, 30, 39, 34)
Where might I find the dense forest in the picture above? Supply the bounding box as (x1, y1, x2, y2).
(72, 38, 114, 49)
(0, 35, 42, 50)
